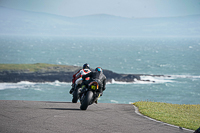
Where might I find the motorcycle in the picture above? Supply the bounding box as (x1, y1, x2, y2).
(80, 80, 100, 110)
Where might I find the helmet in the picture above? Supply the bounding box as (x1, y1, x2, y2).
(95, 67, 102, 72)
(83, 63, 90, 69)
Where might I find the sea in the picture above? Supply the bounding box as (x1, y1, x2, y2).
(0, 35, 200, 105)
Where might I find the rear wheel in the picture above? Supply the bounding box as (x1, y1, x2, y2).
(72, 88, 81, 103)
(80, 91, 93, 110)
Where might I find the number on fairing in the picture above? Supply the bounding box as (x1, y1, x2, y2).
(91, 85, 96, 90)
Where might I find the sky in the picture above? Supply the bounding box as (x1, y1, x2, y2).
(0, 0, 200, 18)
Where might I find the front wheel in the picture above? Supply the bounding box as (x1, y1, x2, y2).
(80, 91, 93, 110)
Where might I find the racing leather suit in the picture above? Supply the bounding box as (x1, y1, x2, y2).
(82, 71, 106, 93)
(70, 68, 91, 94)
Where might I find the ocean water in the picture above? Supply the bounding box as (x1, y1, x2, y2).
(0, 35, 200, 104)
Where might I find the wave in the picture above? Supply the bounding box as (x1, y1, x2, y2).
(140, 76, 175, 83)
(110, 100, 119, 103)
(169, 75, 200, 79)
(0, 80, 71, 90)
(0, 83, 22, 90)
(107, 76, 175, 85)
(1, 75, 199, 90)
(108, 74, 200, 85)
(17, 81, 36, 85)
(107, 79, 135, 84)
(44, 80, 71, 86)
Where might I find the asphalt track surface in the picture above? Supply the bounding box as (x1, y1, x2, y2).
(0, 100, 194, 133)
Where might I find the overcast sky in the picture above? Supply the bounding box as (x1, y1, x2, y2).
(0, 0, 200, 18)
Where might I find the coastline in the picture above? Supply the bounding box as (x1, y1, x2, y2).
(0, 63, 159, 83)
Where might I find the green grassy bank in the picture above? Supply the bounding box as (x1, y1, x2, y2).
(133, 101, 200, 130)
(0, 63, 79, 72)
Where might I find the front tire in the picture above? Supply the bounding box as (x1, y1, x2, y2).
(80, 91, 93, 110)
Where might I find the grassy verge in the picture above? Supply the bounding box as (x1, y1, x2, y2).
(0, 63, 79, 72)
(133, 101, 200, 130)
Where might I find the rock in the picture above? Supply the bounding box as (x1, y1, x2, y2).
(0, 64, 165, 83)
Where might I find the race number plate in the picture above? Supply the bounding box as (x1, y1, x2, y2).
(91, 85, 96, 90)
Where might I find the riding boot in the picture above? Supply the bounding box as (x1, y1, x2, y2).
(94, 93, 101, 104)
(79, 85, 86, 98)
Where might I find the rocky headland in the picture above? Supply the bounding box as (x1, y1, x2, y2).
(0, 63, 160, 83)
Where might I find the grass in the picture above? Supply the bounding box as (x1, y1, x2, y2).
(133, 101, 200, 130)
(0, 63, 79, 72)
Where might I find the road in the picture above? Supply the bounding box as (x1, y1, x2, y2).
(0, 100, 193, 133)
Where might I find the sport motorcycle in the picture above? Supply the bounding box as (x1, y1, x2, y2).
(80, 80, 100, 110)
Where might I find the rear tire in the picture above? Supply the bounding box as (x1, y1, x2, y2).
(80, 91, 93, 110)
(72, 88, 81, 103)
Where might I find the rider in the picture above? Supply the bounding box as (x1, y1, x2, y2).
(81, 67, 106, 103)
(69, 63, 91, 94)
